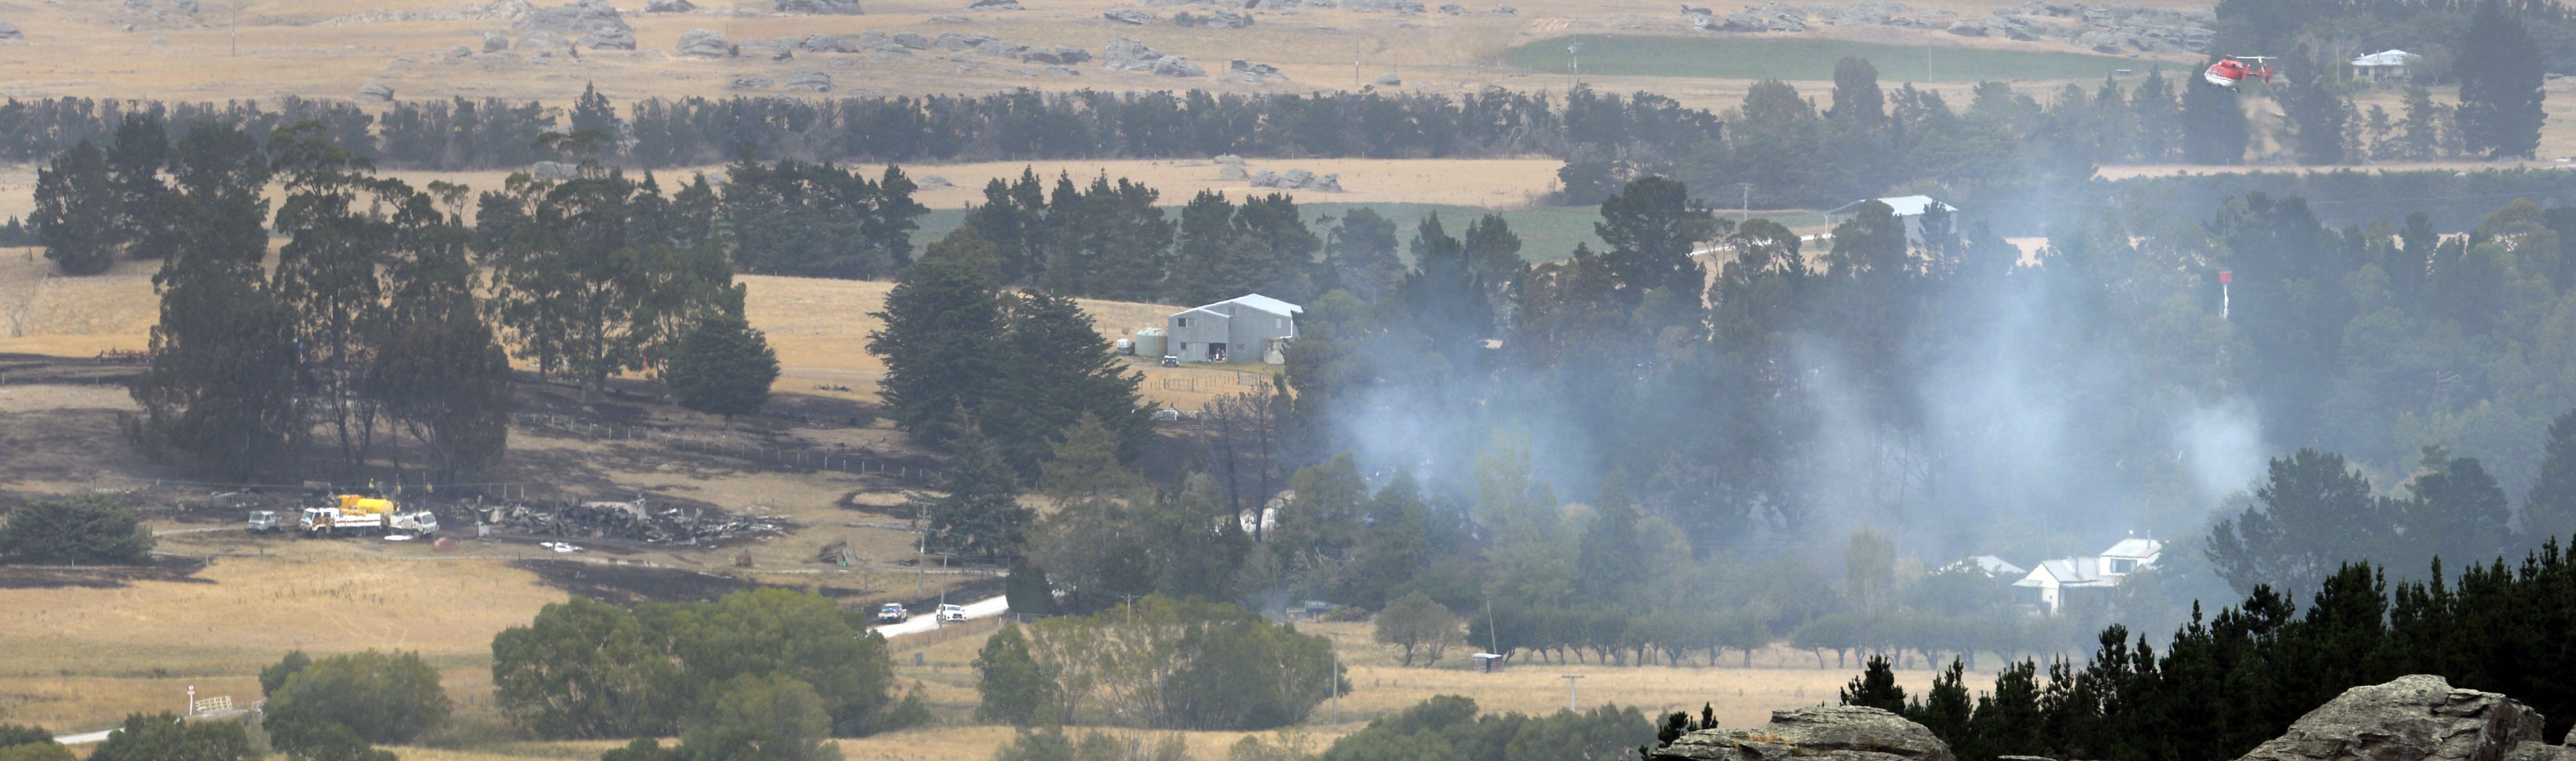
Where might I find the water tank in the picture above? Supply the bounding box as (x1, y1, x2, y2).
(1132, 328, 1166, 358)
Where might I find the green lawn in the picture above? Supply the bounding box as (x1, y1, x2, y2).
(1503, 35, 2153, 83)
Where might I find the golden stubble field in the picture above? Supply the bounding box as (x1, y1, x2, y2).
(0, 0, 2204, 104)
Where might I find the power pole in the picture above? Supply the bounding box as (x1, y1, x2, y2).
(1561, 674, 1585, 712)
(1738, 182, 1753, 222)
(1567, 41, 1580, 87)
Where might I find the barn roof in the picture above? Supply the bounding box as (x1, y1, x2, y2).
(2351, 49, 2416, 67)
(1828, 195, 1957, 217)
(1174, 293, 1303, 318)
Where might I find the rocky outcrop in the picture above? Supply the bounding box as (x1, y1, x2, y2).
(1229, 59, 1285, 82)
(676, 28, 728, 57)
(785, 66, 833, 90)
(0, 20, 22, 41)
(644, 0, 695, 11)
(2235, 676, 2551, 761)
(1649, 706, 1953, 761)
(1104, 7, 1152, 23)
(357, 81, 396, 102)
(517, 30, 571, 50)
(583, 26, 636, 48)
(966, 0, 1021, 8)
(516, 0, 627, 34)
(775, 0, 863, 13)
(729, 74, 773, 89)
(531, 160, 581, 181)
(446, 43, 474, 58)
(1104, 36, 1199, 76)
(483, 29, 510, 51)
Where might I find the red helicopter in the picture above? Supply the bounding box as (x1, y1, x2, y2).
(2204, 56, 2278, 89)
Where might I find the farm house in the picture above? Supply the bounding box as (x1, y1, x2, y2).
(1166, 294, 1301, 364)
(2014, 537, 2165, 614)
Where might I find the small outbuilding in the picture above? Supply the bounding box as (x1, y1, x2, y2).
(1826, 195, 1958, 243)
(1166, 294, 1301, 364)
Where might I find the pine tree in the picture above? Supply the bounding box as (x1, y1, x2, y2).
(667, 312, 781, 425)
(1839, 655, 1906, 713)
(1595, 176, 1723, 303)
(31, 140, 121, 275)
(1035, 413, 1146, 503)
(910, 426, 1028, 558)
(569, 83, 623, 142)
(2399, 85, 2442, 159)
(866, 226, 1003, 448)
(2457, 0, 2546, 159)
(2281, 49, 2350, 165)
(2525, 408, 2576, 546)
(963, 168, 1051, 286)
(983, 291, 1150, 479)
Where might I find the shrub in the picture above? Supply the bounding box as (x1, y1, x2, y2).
(87, 713, 253, 761)
(974, 624, 1059, 726)
(265, 650, 451, 747)
(0, 494, 153, 565)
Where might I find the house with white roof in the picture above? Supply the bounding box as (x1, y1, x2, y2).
(1826, 195, 1958, 243)
(1166, 294, 1301, 364)
(2350, 49, 2417, 84)
(2014, 537, 2164, 614)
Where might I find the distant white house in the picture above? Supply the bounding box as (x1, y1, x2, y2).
(2350, 49, 2418, 83)
(1167, 294, 1301, 364)
(1826, 195, 1958, 243)
(2014, 537, 2164, 614)
(1950, 555, 2028, 578)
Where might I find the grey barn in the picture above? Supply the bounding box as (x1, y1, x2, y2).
(1166, 294, 1301, 363)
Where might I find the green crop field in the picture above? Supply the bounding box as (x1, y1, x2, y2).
(1504, 35, 2156, 83)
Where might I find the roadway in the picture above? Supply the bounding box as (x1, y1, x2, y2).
(867, 593, 1009, 638)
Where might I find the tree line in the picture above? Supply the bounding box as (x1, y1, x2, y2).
(0, 84, 1690, 172)
(80, 115, 778, 483)
(1809, 532, 2576, 761)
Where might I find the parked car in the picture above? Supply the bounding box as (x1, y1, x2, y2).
(875, 603, 909, 624)
(1159, 355, 1180, 367)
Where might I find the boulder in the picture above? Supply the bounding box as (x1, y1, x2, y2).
(518, 30, 571, 50)
(775, 0, 863, 13)
(1308, 173, 1343, 192)
(516, 0, 629, 34)
(1438, 2, 1465, 12)
(1945, 20, 1984, 34)
(677, 28, 729, 56)
(967, 0, 1021, 8)
(447, 44, 474, 58)
(1104, 7, 1152, 23)
(1492, 5, 1513, 13)
(1371, 71, 1400, 86)
(357, 81, 396, 102)
(1043, 64, 1080, 76)
(531, 160, 581, 180)
(1151, 55, 1204, 76)
(1213, 153, 1245, 165)
(729, 74, 774, 89)
(1207, 8, 1253, 25)
(1103, 36, 1164, 69)
(917, 175, 953, 187)
(930, 13, 969, 21)
(1649, 706, 1953, 761)
(2233, 676, 2549, 761)
(483, 30, 510, 51)
(1247, 170, 1277, 186)
(1229, 59, 1285, 82)
(785, 66, 832, 90)
(804, 33, 859, 51)
(582, 27, 636, 48)
(1277, 168, 1314, 187)
(934, 31, 998, 48)
(1218, 164, 1249, 180)
(644, 0, 695, 11)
